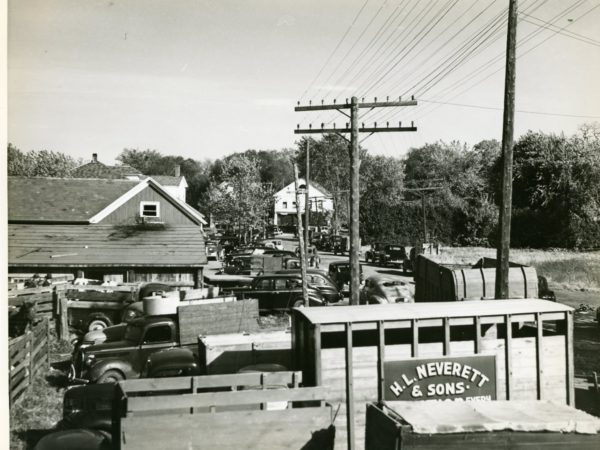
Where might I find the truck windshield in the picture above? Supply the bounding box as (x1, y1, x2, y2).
(124, 324, 143, 342)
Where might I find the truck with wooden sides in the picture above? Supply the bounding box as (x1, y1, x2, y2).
(413, 255, 548, 302)
(69, 298, 259, 383)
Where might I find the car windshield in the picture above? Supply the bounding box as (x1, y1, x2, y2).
(382, 281, 405, 287)
(124, 324, 143, 342)
(388, 246, 403, 251)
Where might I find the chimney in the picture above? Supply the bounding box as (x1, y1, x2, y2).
(174, 165, 181, 177)
(92, 153, 98, 163)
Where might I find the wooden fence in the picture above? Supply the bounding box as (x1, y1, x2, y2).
(8, 318, 50, 405)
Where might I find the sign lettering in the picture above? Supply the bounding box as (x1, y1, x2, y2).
(384, 355, 496, 401)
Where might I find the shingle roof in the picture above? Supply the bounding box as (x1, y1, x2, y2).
(150, 176, 184, 187)
(8, 177, 138, 222)
(72, 162, 142, 179)
(8, 224, 207, 267)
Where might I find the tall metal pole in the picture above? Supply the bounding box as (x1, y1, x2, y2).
(349, 96, 360, 305)
(496, 0, 518, 299)
(294, 164, 309, 307)
(305, 140, 310, 264)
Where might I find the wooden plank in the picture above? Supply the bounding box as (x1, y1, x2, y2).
(120, 371, 303, 394)
(119, 406, 334, 450)
(475, 316, 482, 353)
(314, 324, 322, 386)
(178, 299, 260, 345)
(443, 317, 450, 356)
(59, 294, 69, 341)
(536, 312, 544, 400)
(126, 386, 327, 413)
(377, 321, 385, 403)
(505, 314, 513, 400)
(411, 319, 419, 358)
(67, 300, 125, 310)
(345, 322, 355, 450)
(566, 311, 575, 406)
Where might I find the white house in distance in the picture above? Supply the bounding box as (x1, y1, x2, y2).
(273, 179, 334, 226)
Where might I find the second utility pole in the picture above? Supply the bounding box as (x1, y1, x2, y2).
(305, 140, 310, 262)
(295, 95, 417, 305)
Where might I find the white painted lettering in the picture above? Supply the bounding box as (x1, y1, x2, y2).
(389, 381, 403, 397)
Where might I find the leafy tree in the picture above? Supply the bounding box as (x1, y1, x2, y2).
(7, 144, 78, 177)
(206, 155, 274, 242)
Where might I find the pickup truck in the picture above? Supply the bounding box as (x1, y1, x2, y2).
(69, 298, 259, 384)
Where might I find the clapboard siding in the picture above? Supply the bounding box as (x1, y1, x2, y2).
(102, 185, 196, 225)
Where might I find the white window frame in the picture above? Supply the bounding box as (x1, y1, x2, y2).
(140, 201, 160, 218)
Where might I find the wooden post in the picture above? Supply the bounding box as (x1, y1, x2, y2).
(495, 0, 518, 299)
(59, 294, 69, 341)
(126, 269, 136, 283)
(377, 321, 385, 403)
(566, 310, 575, 406)
(345, 322, 355, 450)
(535, 312, 544, 400)
(305, 140, 310, 264)
(349, 96, 360, 305)
(505, 314, 513, 399)
(294, 164, 309, 307)
(194, 268, 203, 289)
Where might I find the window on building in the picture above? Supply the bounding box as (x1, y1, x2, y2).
(283, 201, 288, 209)
(140, 201, 160, 218)
(292, 202, 297, 207)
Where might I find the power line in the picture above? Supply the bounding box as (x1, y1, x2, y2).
(419, 98, 600, 119)
(521, 12, 600, 44)
(522, 17, 600, 47)
(402, 0, 587, 123)
(299, 0, 371, 102)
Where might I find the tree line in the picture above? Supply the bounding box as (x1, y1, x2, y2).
(7, 122, 600, 249)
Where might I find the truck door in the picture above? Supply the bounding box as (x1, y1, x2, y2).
(135, 323, 177, 373)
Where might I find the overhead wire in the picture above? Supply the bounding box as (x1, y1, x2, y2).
(410, 0, 594, 122)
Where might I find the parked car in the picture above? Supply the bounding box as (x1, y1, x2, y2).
(359, 275, 413, 304)
(380, 244, 409, 269)
(228, 274, 327, 310)
(274, 269, 344, 304)
(364, 242, 387, 264)
(328, 261, 363, 292)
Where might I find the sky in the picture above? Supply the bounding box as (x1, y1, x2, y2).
(7, 0, 600, 164)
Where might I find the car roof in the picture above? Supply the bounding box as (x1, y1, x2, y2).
(365, 274, 404, 283)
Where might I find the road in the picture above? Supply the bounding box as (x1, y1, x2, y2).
(204, 233, 415, 299)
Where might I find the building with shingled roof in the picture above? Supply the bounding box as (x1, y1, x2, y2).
(8, 176, 207, 286)
(273, 179, 334, 227)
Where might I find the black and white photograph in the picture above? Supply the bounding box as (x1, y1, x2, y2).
(3, 0, 600, 448)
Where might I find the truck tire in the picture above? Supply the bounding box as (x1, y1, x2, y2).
(87, 315, 112, 332)
(97, 369, 125, 384)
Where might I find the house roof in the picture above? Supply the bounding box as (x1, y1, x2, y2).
(150, 175, 187, 187)
(8, 177, 139, 222)
(8, 224, 207, 267)
(8, 177, 206, 225)
(72, 161, 142, 179)
(274, 179, 332, 198)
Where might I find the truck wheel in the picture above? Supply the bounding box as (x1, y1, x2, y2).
(97, 370, 124, 384)
(87, 317, 111, 332)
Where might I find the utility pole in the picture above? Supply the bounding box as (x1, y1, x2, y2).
(305, 140, 310, 263)
(496, 0, 518, 299)
(295, 96, 417, 305)
(294, 164, 309, 307)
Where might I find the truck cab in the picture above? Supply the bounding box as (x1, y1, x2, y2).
(71, 316, 182, 384)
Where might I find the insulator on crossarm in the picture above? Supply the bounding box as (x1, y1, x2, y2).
(297, 124, 300, 129)
(386, 96, 389, 102)
(362, 123, 364, 128)
(411, 95, 415, 100)
(386, 122, 389, 128)
(321, 123, 324, 129)
(346, 98, 349, 104)
(374, 97, 377, 103)
(321, 99, 324, 105)
(346, 122, 349, 128)
(309, 100, 312, 106)
(297, 101, 300, 106)
(399, 121, 402, 127)
(333, 123, 336, 129)
(334, 99, 337, 104)
(309, 123, 312, 129)
(374, 122, 377, 128)
(411, 121, 414, 127)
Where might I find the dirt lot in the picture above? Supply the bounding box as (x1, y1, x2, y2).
(8, 247, 600, 449)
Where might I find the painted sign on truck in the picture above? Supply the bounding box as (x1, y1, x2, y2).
(384, 355, 496, 401)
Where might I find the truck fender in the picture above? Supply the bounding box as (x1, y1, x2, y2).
(88, 359, 133, 383)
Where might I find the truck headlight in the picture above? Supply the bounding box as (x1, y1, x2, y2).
(84, 354, 95, 366)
